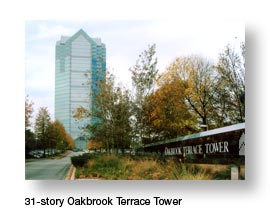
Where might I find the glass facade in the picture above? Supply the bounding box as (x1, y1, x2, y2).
(55, 29, 106, 149)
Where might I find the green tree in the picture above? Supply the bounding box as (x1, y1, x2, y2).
(25, 95, 34, 128)
(130, 44, 159, 145)
(74, 70, 132, 153)
(82, 71, 116, 151)
(111, 87, 132, 151)
(25, 129, 36, 157)
(25, 96, 35, 156)
(215, 43, 245, 125)
(34, 107, 51, 156)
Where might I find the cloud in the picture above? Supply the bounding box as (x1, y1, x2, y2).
(26, 21, 74, 41)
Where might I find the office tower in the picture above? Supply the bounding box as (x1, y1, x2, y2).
(55, 29, 106, 149)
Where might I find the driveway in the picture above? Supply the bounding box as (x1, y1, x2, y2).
(25, 151, 81, 180)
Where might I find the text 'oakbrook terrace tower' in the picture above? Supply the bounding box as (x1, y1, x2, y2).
(55, 29, 106, 149)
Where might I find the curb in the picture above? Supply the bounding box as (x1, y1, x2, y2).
(65, 164, 76, 180)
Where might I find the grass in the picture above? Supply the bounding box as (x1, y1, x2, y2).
(74, 153, 245, 180)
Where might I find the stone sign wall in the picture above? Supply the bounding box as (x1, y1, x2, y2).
(143, 123, 245, 164)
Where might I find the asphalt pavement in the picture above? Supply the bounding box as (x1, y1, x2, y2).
(25, 151, 81, 180)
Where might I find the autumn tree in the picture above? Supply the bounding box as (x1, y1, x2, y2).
(130, 44, 159, 145)
(86, 139, 103, 151)
(164, 56, 217, 130)
(49, 120, 75, 151)
(66, 133, 75, 149)
(215, 43, 245, 125)
(34, 107, 51, 155)
(144, 72, 198, 141)
(49, 121, 57, 149)
(52, 120, 68, 151)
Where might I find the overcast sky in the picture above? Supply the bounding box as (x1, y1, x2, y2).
(25, 20, 244, 121)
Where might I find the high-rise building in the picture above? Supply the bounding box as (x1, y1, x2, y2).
(55, 29, 106, 149)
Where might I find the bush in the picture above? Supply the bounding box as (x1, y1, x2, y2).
(71, 153, 92, 167)
(90, 155, 121, 171)
(81, 153, 93, 159)
(73, 153, 233, 180)
(88, 154, 129, 179)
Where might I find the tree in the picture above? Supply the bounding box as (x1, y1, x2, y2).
(25, 96, 35, 156)
(83, 71, 116, 151)
(110, 87, 132, 151)
(25, 129, 36, 157)
(130, 44, 159, 145)
(74, 70, 132, 152)
(45, 119, 75, 151)
(215, 43, 245, 125)
(46, 121, 57, 155)
(53, 120, 68, 151)
(34, 107, 51, 155)
(165, 56, 217, 130)
(25, 95, 34, 129)
(86, 139, 103, 151)
(66, 133, 75, 149)
(144, 72, 197, 141)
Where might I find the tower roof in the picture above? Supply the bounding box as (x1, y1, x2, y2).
(67, 29, 105, 47)
(56, 29, 105, 48)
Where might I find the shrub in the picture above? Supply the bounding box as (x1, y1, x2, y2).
(90, 155, 121, 173)
(86, 154, 132, 180)
(81, 153, 93, 159)
(71, 153, 92, 167)
(73, 153, 233, 180)
(75, 168, 82, 178)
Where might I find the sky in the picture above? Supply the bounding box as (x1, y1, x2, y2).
(25, 20, 244, 121)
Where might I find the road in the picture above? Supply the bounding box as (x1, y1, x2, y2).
(25, 151, 81, 180)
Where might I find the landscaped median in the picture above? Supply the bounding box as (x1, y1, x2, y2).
(70, 153, 245, 180)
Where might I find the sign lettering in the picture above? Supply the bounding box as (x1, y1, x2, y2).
(164, 141, 229, 156)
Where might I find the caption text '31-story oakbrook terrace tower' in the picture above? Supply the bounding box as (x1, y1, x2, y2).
(55, 29, 106, 149)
